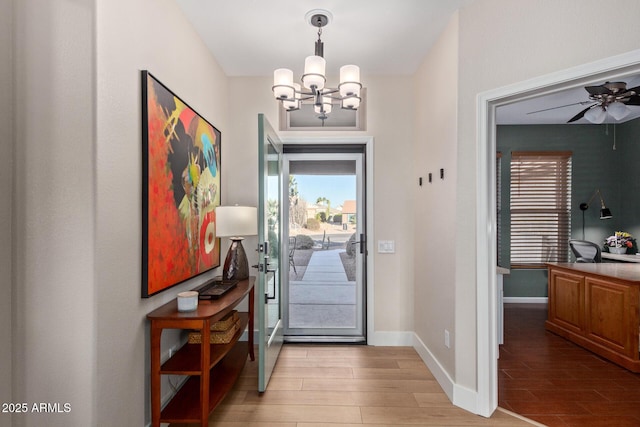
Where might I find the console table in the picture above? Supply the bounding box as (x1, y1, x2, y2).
(546, 263, 640, 372)
(147, 277, 255, 427)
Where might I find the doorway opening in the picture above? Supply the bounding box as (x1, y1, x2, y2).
(282, 145, 367, 343)
(476, 50, 640, 417)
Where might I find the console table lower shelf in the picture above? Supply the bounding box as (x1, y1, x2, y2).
(160, 341, 248, 424)
(147, 277, 255, 427)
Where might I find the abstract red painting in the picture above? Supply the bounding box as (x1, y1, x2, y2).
(141, 71, 221, 297)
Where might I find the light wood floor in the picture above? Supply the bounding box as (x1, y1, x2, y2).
(174, 344, 537, 426)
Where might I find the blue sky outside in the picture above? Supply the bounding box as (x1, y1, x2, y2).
(292, 175, 355, 208)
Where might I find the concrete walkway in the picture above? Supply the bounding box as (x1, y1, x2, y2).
(301, 249, 348, 282)
(289, 249, 356, 329)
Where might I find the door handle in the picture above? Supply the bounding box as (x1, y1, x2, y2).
(350, 234, 366, 254)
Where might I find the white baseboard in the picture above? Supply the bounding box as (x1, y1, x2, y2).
(453, 383, 479, 414)
(412, 334, 454, 401)
(369, 331, 414, 346)
(412, 333, 479, 414)
(503, 297, 548, 304)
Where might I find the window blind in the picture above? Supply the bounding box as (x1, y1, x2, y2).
(510, 151, 572, 268)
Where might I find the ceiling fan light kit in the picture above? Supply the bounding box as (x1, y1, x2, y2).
(606, 101, 631, 120)
(583, 106, 607, 124)
(272, 9, 362, 121)
(568, 81, 640, 123)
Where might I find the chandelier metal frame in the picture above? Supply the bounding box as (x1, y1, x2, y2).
(272, 10, 362, 121)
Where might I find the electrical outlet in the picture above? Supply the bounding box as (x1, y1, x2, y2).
(444, 330, 450, 348)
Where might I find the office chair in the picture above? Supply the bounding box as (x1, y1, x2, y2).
(569, 239, 601, 263)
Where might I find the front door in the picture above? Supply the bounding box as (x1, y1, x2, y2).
(283, 149, 367, 342)
(257, 114, 284, 391)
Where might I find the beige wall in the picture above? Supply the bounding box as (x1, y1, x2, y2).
(413, 13, 459, 378)
(0, 0, 13, 422)
(12, 0, 96, 425)
(9, 0, 229, 425)
(454, 0, 640, 392)
(95, 0, 229, 424)
(366, 76, 415, 334)
(228, 75, 416, 338)
(11, 1, 640, 424)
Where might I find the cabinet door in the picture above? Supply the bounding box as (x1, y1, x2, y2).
(585, 277, 639, 358)
(548, 269, 585, 334)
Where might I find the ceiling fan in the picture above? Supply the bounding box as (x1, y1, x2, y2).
(528, 81, 640, 123)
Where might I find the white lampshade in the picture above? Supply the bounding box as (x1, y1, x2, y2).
(584, 106, 607, 124)
(302, 55, 326, 90)
(273, 68, 294, 100)
(607, 101, 630, 121)
(314, 96, 332, 114)
(215, 206, 257, 237)
(342, 95, 360, 110)
(283, 83, 301, 111)
(339, 65, 361, 97)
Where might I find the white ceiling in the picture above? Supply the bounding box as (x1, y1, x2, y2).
(175, 0, 471, 77)
(175, 0, 640, 125)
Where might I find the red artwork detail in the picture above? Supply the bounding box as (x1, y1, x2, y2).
(146, 86, 192, 295)
(199, 210, 216, 268)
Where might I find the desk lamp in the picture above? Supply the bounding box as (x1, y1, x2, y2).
(215, 205, 257, 281)
(580, 189, 612, 239)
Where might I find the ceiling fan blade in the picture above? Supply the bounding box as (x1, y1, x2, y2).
(585, 85, 612, 96)
(623, 95, 640, 106)
(567, 105, 594, 123)
(526, 101, 591, 115)
(626, 85, 640, 94)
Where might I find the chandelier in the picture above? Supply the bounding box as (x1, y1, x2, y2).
(272, 10, 362, 121)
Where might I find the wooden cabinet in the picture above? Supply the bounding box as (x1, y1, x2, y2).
(147, 277, 255, 427)
(548, 268, 585, 335)
(546, 264, 640, 372)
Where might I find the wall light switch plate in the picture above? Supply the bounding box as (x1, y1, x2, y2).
(378, 240, 395, 253)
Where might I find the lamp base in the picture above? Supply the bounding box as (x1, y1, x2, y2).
(222, 238, 249, 281)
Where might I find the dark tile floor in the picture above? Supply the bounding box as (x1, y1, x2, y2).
(499, 303, 640, 426)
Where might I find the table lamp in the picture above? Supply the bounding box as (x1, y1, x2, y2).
(215, 205, 258, 281)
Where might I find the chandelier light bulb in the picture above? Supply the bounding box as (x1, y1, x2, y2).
(342, 95, 361, 110)
(314, 96, 332, 114)
(302, 56, 326, 90)
(339, 65, 361, 97)
(273, 69, 294, 100)
(283, 83, 301, 111)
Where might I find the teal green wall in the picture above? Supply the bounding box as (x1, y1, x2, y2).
(497, 119, 639, 297)
(617, 119, 640, 242)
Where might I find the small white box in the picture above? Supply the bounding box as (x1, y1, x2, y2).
(177, 291, 199, 312)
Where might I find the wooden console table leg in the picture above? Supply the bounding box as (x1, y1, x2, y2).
(150, 324, 162, 427)
(200, 320, 211, 427)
